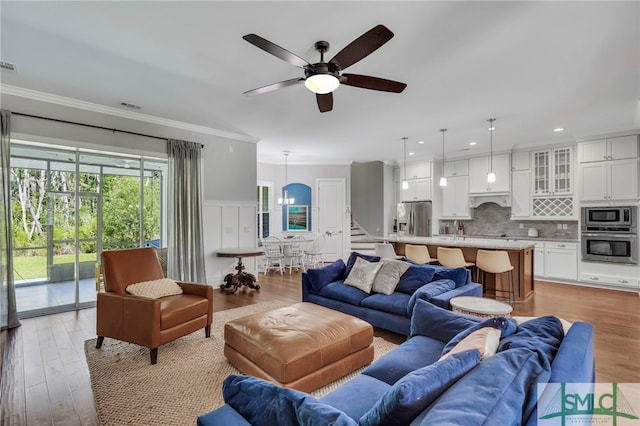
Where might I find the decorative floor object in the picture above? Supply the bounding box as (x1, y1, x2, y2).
(85, 301, 398, 426)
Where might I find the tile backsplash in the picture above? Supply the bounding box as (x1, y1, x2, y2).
(439, 202, 579, 239)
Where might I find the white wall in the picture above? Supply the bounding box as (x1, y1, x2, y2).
(257, 162, 351, 234)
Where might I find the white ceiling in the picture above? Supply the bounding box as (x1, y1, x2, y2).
(1, 1, 639, 165)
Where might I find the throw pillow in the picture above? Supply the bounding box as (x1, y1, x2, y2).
(394, 265, 436, 294)
(440, 316, 517, 357)
(359, 349, 481, 426)
(344, 257, 383, 294)
(306, 259, 346, 291)
(410, 299, 482, 340)
(371, 259, 411, 295)
(439, 327, 501, 361)
(223, 375, 357, 426)
(344, 252, 380, 279)
(126, 278, 183, 299)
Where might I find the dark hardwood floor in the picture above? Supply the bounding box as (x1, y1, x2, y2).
(1, 272, 639, 425)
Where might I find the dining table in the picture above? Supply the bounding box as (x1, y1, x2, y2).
(216, 247, 264, 293)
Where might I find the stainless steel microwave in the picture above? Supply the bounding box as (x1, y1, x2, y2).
(581, 206, 636, 232)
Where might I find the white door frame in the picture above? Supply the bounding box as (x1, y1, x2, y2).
(316, 178, 349, 262)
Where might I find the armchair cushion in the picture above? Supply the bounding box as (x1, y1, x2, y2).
(126, 278, 183, 299)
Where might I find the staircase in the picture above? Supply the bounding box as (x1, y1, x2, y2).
(350, 220, 377, 255)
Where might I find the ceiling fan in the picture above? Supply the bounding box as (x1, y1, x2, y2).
(242, 24, 407, 113)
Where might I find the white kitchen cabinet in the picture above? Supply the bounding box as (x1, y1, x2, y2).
(468, 154, 511, 193)
(511, 170, 531, 218)
(511, 151, 530, 171)
(579, 158, 639, 201)
(400, 178, 432, 201)
(578, 135, 638, 163)
(532, 147, 573, 196)
(404, 161, 431, 180)
(441, 175, 471, 219)
(534, 243, 544, 277)
(579, 261, 639, 290)
(443, 159, 469, 177)
(544, 241, 577, 280)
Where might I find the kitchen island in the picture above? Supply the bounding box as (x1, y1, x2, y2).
(387, 236, 535, 302)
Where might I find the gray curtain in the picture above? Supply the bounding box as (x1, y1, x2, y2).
(0, 110, 20, 329)
(167, 139, 206, 283)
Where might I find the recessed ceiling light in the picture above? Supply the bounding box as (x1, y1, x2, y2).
(408, 152, 415, 156)
(469, 141, 477, 146)
(554, 127, 564, 132)
(417, 140, 425, 144)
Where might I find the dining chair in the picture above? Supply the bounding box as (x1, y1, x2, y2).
(285, 235, 306, 274)
(436, 246, 475, 268)
(404, 244, 438, 264)
(374, 243, 400, 259)
(261, 236, 285, 275)
(303, 232, 324, 270)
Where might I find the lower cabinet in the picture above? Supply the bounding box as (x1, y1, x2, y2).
(544, 242, 577, 281)
(579, 261, 640, 290)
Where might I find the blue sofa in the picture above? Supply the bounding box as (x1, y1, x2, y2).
(197, 299, 595, 425)
(301, 252, 482, 335)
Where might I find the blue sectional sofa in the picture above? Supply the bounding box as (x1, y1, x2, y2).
(198, 299, 595, 425)
(302, 252, 482, 335)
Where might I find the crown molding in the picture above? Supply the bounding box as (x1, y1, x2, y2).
(1, 84, 259, 143)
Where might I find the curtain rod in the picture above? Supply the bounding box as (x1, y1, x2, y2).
(12, 112, 204, 148)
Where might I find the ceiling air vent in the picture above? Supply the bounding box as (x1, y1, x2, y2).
(120, 102, 141, 110)
(0, 61, 17, 72)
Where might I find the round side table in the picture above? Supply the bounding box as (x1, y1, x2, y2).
(449, 296, 513, 318)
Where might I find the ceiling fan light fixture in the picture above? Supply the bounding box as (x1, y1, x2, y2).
(304, 73, 340, 94)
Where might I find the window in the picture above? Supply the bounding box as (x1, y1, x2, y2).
(257, 183, 272, 238)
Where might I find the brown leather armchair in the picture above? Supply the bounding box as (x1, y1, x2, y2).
(96, 247, 213, 364)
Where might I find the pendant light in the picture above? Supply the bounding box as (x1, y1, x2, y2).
(401, 137, 409, 189)
(487, 118, 496, 183)
(439, 128, 447, 187)
(277, 151, 295, 205)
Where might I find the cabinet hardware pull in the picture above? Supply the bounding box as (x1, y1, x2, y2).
(590, 276, 599, 280)
(618, 280, 629, 284)
(557, 244, 565, 247)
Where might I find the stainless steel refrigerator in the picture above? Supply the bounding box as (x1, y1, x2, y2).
(397, 201, 432, 237)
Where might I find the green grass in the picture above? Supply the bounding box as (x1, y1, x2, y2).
(13, 253, 97, 281)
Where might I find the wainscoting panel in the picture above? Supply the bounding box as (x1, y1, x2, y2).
(203, 200, 258, 285)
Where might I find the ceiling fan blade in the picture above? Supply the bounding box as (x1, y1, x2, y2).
(243, 34, 311, 68)
(316, 93, 333, 113)
(243, 78, 304, 96)
(329, 25, 394, 71)
(341, 74, 407, 93)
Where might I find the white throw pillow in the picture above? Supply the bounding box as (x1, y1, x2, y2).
(126, 278, 183, 299)
(371, 258, 411, 295)
(344, 257, 383, 294)
(439, 327, 501, 361)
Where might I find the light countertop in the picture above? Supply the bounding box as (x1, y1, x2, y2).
(383, 236, 536, 250)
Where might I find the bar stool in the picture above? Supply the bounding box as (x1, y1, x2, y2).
(475, 249, 515, 306)
(437, 247, 475, 268)
(405, 244, 438, 264)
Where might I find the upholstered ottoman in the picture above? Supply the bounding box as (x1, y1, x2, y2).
(223, 302, 374, 393)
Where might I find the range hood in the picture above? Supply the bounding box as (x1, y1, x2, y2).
(467, 192, 511, 208)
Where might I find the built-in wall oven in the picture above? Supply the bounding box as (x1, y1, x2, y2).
(581, 206, 638, 264)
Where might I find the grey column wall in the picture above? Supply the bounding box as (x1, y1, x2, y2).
(351, 161, 385, 236)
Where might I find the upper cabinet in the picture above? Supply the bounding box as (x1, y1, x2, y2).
(443, 159, 469, 177)
(577, 135, 639, 202)
(468, 154, 511, 193)
(531, 147, 575, 219)
(511, 151, 530, 171)
(578, 135, 638, 163)
(441, 175, 471, 219)
(532, 147, 572, 196)
(404, 161, 431, 180)
(401, 178, 432, 202)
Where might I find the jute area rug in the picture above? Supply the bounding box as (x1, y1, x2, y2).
(84, 301, 399, 426)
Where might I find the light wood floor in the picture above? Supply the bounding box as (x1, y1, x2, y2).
(1, 273, 639, 425)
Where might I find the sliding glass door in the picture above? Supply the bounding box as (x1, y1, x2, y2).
(11, 142, 167, 317)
